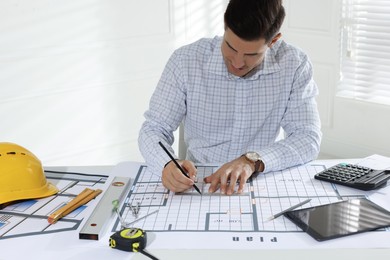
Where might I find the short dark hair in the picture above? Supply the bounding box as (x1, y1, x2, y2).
(224, 0, 285, 42)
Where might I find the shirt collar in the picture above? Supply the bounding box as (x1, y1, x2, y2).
(207, 37, 282, 81)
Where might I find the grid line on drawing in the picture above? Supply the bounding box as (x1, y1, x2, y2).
(115, 164, 363, 234)
(297, 166, 310, 197)
(253, 164, 336, 199)
(157, 195, 167, 227)
(195, 196, 203, 229)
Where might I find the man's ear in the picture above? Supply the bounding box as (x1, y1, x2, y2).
(268, 33, 282, 47)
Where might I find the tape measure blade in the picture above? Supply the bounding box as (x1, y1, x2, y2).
(79, 176, 131, 240)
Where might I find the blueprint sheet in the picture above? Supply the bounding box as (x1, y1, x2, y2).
(0, 170, 109, 240)
(107, 162, 390, 250)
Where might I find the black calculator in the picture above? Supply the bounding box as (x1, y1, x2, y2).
(314, 163, 390, 190)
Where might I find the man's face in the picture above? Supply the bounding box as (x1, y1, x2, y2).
(221, 28, 269, 77)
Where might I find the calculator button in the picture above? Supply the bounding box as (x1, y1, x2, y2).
(314, 164, 390, 191)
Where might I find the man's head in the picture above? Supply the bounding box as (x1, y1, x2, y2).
(221, 0, 285, 77)
(224, 0, 285, 42)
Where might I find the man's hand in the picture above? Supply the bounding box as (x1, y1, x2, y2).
(162, 160, 197, 193)
(203, 156, 255, 195)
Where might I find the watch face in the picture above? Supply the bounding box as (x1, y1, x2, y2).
(246, 152, 260, 162)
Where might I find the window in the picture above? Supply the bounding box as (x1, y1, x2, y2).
(338, 0, 390, 105)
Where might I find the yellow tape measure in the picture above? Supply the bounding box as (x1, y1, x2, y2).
(109, 227, 147, 252)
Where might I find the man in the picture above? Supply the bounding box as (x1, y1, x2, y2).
(138, 0, 322, 195)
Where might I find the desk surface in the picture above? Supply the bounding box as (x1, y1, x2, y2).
(1, 161, 390, 260)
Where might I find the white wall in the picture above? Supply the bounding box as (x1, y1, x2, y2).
(281, 0, 341, 158)
(282, 0, 390, 159)
(2, 0, 389, 167)
(0, 0, 227, 166)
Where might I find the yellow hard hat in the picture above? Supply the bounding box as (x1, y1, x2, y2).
(0, 142, 58, 204)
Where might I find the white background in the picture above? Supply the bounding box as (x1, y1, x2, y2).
(1, 0, 389, 166)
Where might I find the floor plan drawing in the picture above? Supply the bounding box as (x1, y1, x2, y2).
(0, 170, 108, 240)
(111, 164, 368, 234)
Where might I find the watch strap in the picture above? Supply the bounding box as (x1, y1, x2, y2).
(254, 159, 261, 173)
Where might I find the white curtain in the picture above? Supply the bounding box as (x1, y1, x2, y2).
(338, 0, 390, 105)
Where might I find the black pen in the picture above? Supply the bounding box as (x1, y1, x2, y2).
(158, 141, 202, 194)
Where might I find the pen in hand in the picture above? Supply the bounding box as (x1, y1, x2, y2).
(158, 141, 202, 195)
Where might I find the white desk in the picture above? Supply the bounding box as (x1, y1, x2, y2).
(1, 161, 390, 260)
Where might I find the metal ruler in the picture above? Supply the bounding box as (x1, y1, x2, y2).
(79, 176, 131, 240)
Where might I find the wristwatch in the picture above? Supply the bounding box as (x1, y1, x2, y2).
(243, 151, 262, 173)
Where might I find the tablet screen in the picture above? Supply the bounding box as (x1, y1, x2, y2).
(284, 198, 390, 241)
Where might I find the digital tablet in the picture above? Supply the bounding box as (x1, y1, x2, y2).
(284, 198, 390, 241)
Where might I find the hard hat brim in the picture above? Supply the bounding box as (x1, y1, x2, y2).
(0, 182, 58, 205)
